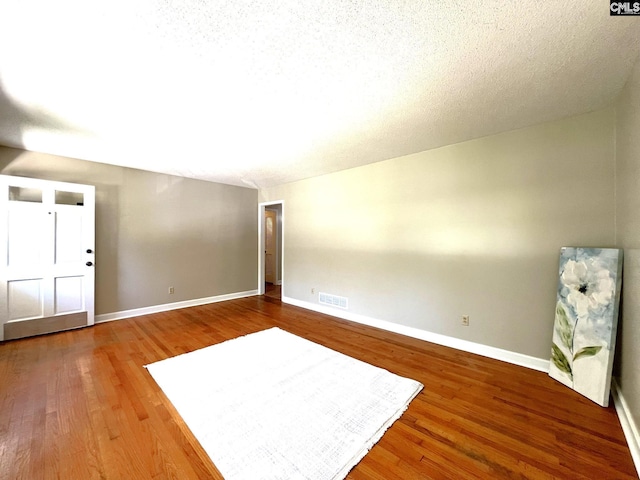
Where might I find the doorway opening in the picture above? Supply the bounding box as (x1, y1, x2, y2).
(258, 201, 283, 300)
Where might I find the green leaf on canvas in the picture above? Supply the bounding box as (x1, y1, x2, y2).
(551, 343, 572, 378)
(573, 346, 602, 361)
(555, 303, 573, 351)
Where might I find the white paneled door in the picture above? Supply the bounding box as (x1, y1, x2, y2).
(0, 175, 95, 341)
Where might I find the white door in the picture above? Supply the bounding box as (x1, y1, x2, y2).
(0, 175, 95, 341)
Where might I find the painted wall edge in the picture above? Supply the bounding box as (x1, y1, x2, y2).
(282, 296, 551, 372)
(95, 290, 259, 323)
(612, 378, 640, 478)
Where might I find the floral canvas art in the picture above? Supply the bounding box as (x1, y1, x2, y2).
(549, 247, 623, 407)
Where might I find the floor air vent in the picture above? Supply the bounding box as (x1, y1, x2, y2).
(319, 292, 348, 309)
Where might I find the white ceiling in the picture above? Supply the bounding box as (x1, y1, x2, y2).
(1, 1, 639, 189)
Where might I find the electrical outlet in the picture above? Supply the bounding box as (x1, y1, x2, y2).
(169, 286, 175, 294)
(311, 288, 315, 294)
(462, 315, 470, 326)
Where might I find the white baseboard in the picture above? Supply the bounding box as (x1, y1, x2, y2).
(282, 296, 550, 373)
(612, 378, 640, 477)
(95, 290, 259, 323)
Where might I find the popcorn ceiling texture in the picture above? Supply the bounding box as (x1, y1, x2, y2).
(0, 1, 639, 188)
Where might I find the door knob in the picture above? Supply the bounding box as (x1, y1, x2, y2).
(86, 261, 93, 266)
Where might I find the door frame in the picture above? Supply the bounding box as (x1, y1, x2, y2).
(258, 201, 284, 295)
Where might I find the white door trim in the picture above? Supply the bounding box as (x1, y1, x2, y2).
(258, 201, 284, 295)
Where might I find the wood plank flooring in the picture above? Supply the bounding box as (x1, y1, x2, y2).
(0, 295, 637, 479)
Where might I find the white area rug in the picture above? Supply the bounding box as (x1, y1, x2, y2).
(145, 327, 423, 480)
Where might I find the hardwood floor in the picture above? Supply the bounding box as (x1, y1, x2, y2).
(264, 283, 281, 300)
(0, 295, 636, 479)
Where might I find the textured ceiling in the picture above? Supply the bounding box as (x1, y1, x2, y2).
(1, 1, 639, 189)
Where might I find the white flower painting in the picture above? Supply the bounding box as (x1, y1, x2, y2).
(549, 247, 623, 407)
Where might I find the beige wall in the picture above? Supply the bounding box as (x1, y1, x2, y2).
(261, 108, 616, 359)
(0, 146, 258, 315)
(616, 59, 640, 442)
